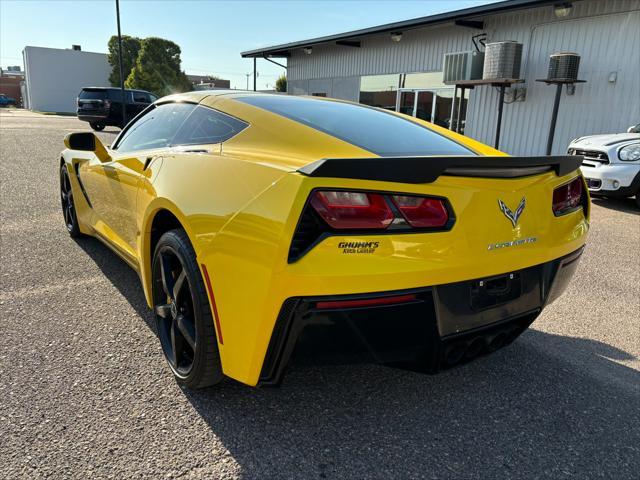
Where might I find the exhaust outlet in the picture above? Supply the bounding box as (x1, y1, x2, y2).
(444, 342, 466, 365)
(487, 332, 507, 352)
(465, 337, 486, 359)
(504, 327, 522, 344)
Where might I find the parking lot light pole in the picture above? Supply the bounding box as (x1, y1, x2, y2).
(116, 0, 126, 127)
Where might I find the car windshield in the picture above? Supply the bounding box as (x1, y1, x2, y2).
(237, 95, 475, 157)
(79, 89, 107, 100)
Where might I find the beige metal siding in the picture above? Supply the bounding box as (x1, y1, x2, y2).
(288, 23, 472, 81)
(466, 0, 640, 154)
(287, 0, 640, 155)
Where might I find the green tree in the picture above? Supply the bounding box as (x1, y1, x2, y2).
(107, 35, 141, 87)
(275, 73, 287, 92)
(125, 37, 192, 96)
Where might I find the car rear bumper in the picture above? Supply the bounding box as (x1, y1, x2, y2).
(77, 112, 109, 122)
(580, 164, 640, 196)
(258, 247, 583, 386)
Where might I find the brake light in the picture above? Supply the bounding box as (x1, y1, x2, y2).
(552, 177, 583, 215)
(310, 190, 394, 229)
(391, 195, 449, 228)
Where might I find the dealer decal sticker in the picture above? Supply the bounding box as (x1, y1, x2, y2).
(338, 241, 380, 254)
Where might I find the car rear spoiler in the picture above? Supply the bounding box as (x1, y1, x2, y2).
(297, 155, 583, 184)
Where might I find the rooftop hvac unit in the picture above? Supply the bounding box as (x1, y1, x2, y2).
(548, 52, 580, 81)
(483, 41, 523, 79)
(443, 51, 484, 83)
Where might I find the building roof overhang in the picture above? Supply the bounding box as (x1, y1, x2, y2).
(241, 0, 564, 58)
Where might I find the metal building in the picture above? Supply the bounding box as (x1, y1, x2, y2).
(242, 0, 640, 155)
(23, 46, 110, 113)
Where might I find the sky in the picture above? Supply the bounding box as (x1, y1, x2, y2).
(0, 0, 500, 90)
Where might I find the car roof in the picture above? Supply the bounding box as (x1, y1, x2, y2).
(81, 87, 150, 93)
(159, 89, 270, 100)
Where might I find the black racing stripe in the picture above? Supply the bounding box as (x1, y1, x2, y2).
(604, 137, 640, 146)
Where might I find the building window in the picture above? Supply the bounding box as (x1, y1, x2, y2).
(359, 71, 467, 132)
(401, 71, 446, 89)
(359, 74, 400, 110)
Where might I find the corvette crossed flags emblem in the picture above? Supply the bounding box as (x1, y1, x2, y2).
(498, 197, 526, 228)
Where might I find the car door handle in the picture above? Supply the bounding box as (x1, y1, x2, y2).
(183, 148, 209, 154)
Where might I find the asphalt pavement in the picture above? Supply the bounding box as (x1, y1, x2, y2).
(1, 110, 639, 479)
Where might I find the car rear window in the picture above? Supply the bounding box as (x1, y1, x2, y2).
(79, 89, 107, 100)
(237, 95, 475, 157)
(132, 91, 151, 103)
(108, 89, 127, 101)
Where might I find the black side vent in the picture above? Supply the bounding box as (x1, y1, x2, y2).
(288, 206, 325, 263)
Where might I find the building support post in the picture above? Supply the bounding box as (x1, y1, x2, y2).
(457, 87, 465, 134)
(253, 58, 257, 91)
(115, 0, 126, 127)
(450, 85, 457, 131)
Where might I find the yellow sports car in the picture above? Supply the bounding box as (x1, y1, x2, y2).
(60, 91, 588, 388)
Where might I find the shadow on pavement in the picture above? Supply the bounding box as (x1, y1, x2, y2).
(590, 196, 639, 215)
(75, 235, 640, 479)
(74, 236, 155, 331)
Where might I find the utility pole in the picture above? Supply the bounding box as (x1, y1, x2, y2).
(245, 73, 250, 91)
(115, 0, 126, 127)
(253, 58, 257, 91)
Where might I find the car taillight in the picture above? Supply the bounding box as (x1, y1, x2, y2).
(391, 195, 449, 228)
(552, 177, 583, 215)
(290, 189, 455, 262)
(310, 190, 394, 229)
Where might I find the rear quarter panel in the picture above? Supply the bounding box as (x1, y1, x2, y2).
(138, 147, 291, 284)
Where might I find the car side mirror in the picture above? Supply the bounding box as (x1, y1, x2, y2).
(64, 132, 110, 162)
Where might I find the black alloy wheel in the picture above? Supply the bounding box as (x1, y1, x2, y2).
(152, 230, 223, 388)
(60, 164, 81, 237)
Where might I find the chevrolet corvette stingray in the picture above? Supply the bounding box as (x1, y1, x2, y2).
(59, 91, 589, 388)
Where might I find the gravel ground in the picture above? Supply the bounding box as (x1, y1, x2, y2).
(1, 110, 639, 479)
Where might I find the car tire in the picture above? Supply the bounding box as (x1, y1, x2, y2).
(90, 122, 105, 131)
(635, 195, 640, 209)
(60, 164, 82, 237)
(152, 229, 224, 389)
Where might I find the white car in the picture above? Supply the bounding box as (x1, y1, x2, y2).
(568, 125, 640, 208)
